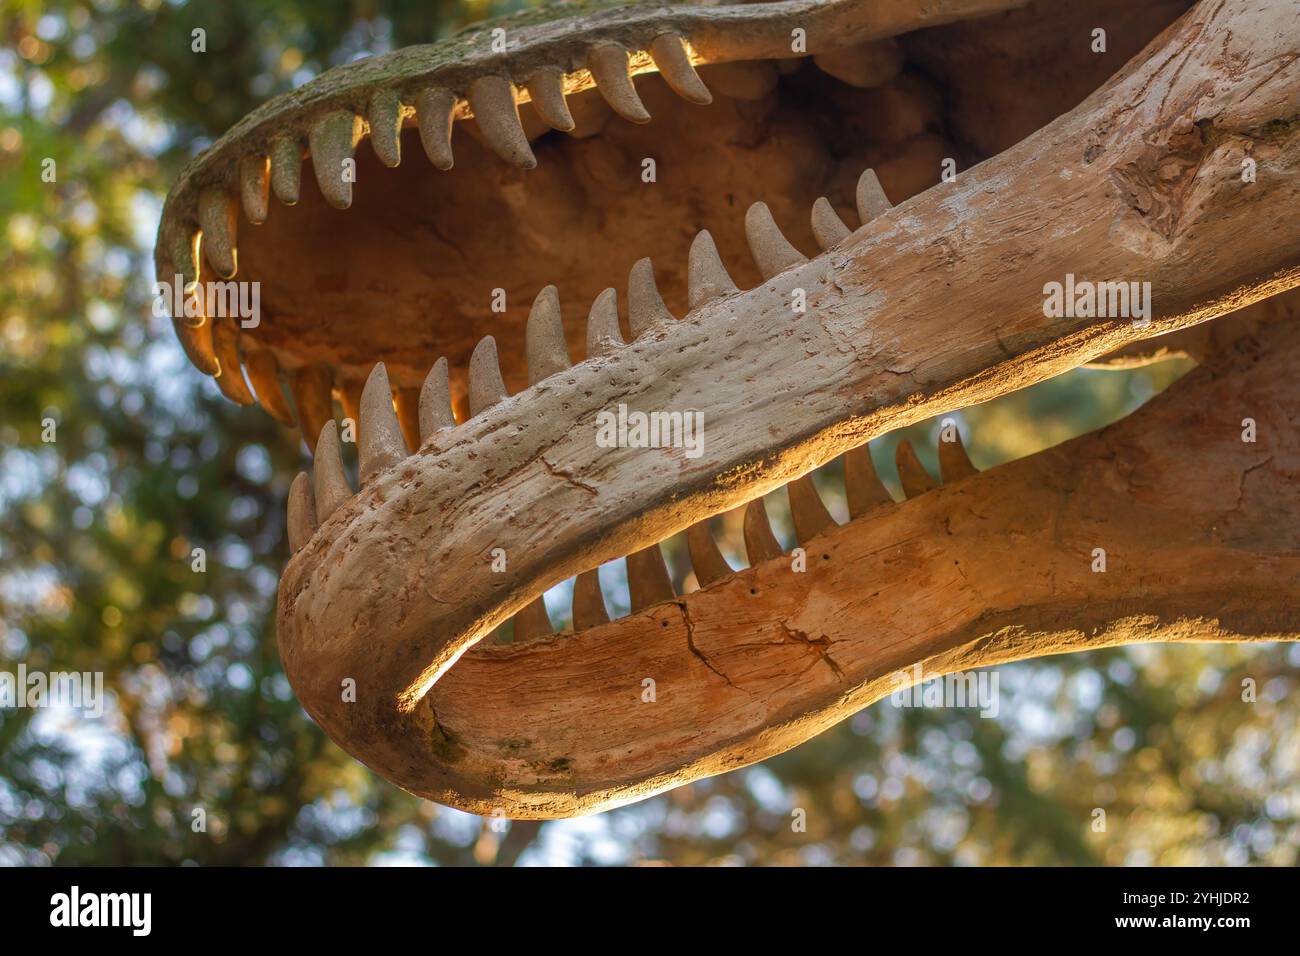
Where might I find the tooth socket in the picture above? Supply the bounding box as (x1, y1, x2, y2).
(198, 187, 238, 278)
(743, 499, 784, 564)
(244, 350, 296, 426)
(309, 111, 363, 210)
(572, 569, 610, 630)
(525, 67, 575, 132)
(687, 522, 732, 586)
(367, 89, 403, 168)
(811, 197, 852, 250)
(745, 201, 807, 280)
(788, 475, 837, 545)
(843, 445, 892, 518)
(416, 87, 456, 170)
(211, 318, 255, 406)
(939, 431, 979, 483)
(895, 440, 939, 499)
(687, 230, 739, 311)
(269, 135, 303, 205)
(588, 43, 651, 124)
(649, 34, 712, 106)
(238, 155, 270, 225)
(467, 76, 536, 169)
(287, 472, 317, 554)
(626, 545, 676, 610)
(291, 365, 336, 455)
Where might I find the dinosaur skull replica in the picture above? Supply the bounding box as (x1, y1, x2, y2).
(155, 0, 1300, 818)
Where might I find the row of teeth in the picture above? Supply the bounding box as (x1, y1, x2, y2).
(206, 157, 898, 441)
(164, 31, 904, 360)
(282, 163, 976, 640)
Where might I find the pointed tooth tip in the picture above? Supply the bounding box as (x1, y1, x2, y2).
(358, 361, 407, 484)
(649, 35, 712, 106)
(468, 76, 537, 169)
(589, 44, 652, 124)
(688, 229, 739, 310)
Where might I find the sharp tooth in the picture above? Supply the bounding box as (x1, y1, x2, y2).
(468, 335, 509, 416)
(588, 43, 651, 124)
(525, 67, 575, 132)
(788, 475, 837, 544)
(291, 365, 336, 455)
(269, 135, 302, 205)
(394, 386, 421, 452)
(626, 546, 675, 610)
(697, 60, 777, 101)
(743, 498, 784, 564)
(198, 188, 238, 278)
(745, 201, 807, 280)
(586, 287, 624, 358)
(811, 197, 852, 250)
(855, 168, 893, 225)
(844, 444, 893, 518)
(628, 257, 676, 338)
(238, 155, 270, 225)
(415, 87, 456, 170)
(688, 230, 739, 310)
(173, 316, 219, 377)
(358, 363, 409, 486)
(526, 285, 571, 385)
(572, 569, 610, 630)
(418, 357, 456, 440)
(467, 76, 536, 169)
(687, 522, 732, 586)
(313, 420, 353, 523)
(813, 37, 903, 89)
(308, 111, 363, 210)
(649, 34, 712, 105)
(513, 598, 554, 641)
(211, 318, 255, 406)
(287, 472, 317, 554)
(244, 350, 296, 426)
(896, 440, 939, 499)
(163, 229, 200, 292)
(939, 430, 979, 483)
(367, 89, 403, 168)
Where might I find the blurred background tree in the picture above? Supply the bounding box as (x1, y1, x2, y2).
(1, 0, 1297, 866)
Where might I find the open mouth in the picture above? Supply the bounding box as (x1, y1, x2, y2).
(156, 0, 1300, 817)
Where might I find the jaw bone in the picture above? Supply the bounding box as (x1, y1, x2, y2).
(272, 0, 1300, 817)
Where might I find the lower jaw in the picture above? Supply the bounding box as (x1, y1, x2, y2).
(280, 301, 1300, 818)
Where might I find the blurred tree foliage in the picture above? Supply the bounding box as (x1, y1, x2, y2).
(1, 0, 1297, 866)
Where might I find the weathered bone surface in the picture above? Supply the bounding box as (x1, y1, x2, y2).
(264, 0, 1300, 816)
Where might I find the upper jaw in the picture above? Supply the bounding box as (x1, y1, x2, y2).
(153, 0, 1027, 388)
